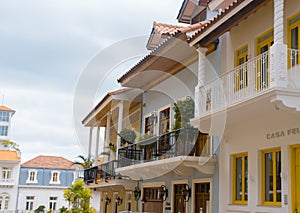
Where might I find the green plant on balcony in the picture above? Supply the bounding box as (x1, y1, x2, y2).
(1, 140, 20, 151)
(118, 128, 137, 146)
(173, 96, 195, 130)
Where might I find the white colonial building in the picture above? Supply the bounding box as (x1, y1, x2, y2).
(0, 105, 21, 213)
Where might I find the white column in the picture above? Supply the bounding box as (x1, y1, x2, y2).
(88, 127, 93, 161)
(105, 113, 111, 162)
(116, 101, 124, 160)
(270, 0, 287, 88)
(94, 126, 100, 166)
(195, 47, 208, 117)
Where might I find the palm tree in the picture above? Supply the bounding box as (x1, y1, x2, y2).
(72, 155, 93, 169)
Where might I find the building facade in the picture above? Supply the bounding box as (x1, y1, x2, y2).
(83, 0, 300, 212)
(190, 0, 300, 212)
(17, 156, 79, 212)
(0, 105, 21, 213)
(82, 1, 219, 212)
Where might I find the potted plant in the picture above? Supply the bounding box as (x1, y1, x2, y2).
(172, 96, 195, 130)
(118, 128, 137, 146)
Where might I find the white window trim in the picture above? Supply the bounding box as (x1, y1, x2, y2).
(26, 169, 38, 184)
(158, 104, 172, 133)
(191, 178, 213, 213)
(171, 179, 189, 213)
(49, 196, 58, 211)
(49, 171, 61, 184)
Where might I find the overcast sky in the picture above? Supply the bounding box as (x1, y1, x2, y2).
(0, 0, 184, 162)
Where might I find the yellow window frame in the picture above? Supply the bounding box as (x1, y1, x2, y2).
(261, 147, 281, 206)
(287, 12, 300, 68)
(232, 152, 248, 204)
(256, 29, 274, 91)
(235, 45, 248, 92)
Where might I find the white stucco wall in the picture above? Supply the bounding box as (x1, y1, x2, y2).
(219, 105, 300, 213)
(17, 187, 69, 212)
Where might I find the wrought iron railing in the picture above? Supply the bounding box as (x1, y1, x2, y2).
(84, 160, 119, 184)
(118, 127, 209, 168)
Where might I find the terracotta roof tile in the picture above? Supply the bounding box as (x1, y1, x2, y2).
(118, 31, 183, 83)
(0, 150, 21, 162)
(153, 21, 184, 35)
(0, 105, 15, 112)
(188, 0, 243, 43)
(21, 155, 76, 169)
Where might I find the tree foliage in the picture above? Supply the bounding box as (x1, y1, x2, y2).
(63, 179, 95, 213)
(72, 155, 93, 169)
(173, 96, 195, 130)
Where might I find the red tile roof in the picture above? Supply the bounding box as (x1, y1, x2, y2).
(21, 155, 77, 169)
(0, 105, 15, 112)
(153, 22, 184, 35)
(0, 150, 21, 162)
(118, 19, 211, 83)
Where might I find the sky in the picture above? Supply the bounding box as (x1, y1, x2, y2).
(0, 0, 185, 162)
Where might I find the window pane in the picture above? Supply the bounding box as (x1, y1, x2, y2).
(265, 152, 273, 202)
(0, 126, 8, 136)
(291, 27, 299, 49)
(276, 151, 281, 202)
(235, 157, 242, 201)
(244, 156, 248, 201)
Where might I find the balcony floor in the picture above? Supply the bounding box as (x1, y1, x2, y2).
(86, 179, 138, 191)
(115, 155, 216, 180)
(192, 87, 300, 135)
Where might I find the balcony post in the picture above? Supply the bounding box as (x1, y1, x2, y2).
(195, 47, 208, 117)
(116, 100, 124, 160)
(94, 126, 100, 166)
(88, 126, 93, 162)
(270, 0, 287, 88)
(105, 112, 111, 162)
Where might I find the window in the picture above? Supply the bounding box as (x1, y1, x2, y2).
(256, 29, 273, 91)
(0, 111, 9, 122)
(49, 196, 57, 211)
(232, 153, 248, 204)
(0, 126, 8, 136)
(235, 45, 248, 91)
(288, 12, 300, 67)
(26, 170, 37, 183)
(50, 171, 60, 184)
(261, 148, 281, 205)
(144, 116, 154, 135)
(2, 167, 12, 180)
(0, 193, 9, 210)
(25, 196, 34, 210)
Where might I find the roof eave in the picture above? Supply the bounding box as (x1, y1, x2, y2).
(117, 31, 183, 85)
(189, 0, 266, 47)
